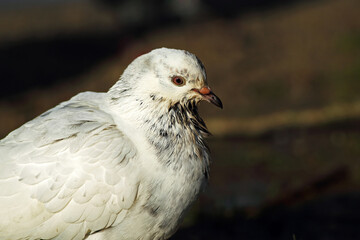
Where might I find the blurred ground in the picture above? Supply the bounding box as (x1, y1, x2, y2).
(1, 0, 360, 239)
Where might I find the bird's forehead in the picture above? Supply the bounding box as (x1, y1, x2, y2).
(153, 50, 207, 83)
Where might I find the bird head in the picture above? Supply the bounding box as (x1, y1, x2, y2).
(109, 48, 222, 110)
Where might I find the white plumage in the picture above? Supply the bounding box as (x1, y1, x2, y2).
(0, 48, 222, 240)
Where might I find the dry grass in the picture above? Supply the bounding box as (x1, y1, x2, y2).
(208, 100, 360, 137)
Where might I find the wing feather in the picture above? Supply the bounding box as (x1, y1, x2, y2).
(0, 92, 140, 239)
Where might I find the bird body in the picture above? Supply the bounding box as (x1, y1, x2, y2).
(0, 48, 222, 239)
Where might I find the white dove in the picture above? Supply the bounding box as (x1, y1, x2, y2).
(0, 47, 222, 240)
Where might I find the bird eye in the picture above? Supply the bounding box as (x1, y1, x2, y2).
(171, 76, 186, 86)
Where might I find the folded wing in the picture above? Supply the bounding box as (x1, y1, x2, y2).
(0, 92, 139, 240)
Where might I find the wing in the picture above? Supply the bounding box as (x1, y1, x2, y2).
(0, 92, 139, 240)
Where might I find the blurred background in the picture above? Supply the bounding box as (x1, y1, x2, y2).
(1, 0, 360, 239)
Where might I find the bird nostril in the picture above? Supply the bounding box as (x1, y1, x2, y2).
(199, 87, 211, 95)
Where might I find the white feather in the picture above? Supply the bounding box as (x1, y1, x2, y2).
(0, 48, 214, 240)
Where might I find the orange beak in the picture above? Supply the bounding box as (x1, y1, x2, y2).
(193, 86, 223, 109)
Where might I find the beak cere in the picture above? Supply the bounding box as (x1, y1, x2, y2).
(194, 87, 223, 109)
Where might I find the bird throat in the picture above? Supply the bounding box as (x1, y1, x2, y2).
(143, 99, 210, 177)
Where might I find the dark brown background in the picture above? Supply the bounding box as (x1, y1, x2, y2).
(1, 0, 360, 239)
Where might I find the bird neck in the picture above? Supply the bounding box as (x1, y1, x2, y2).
(108, 92, 210, 178)
(142, 96, 210, 179)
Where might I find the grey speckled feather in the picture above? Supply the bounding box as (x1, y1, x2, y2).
(0, 48, 222, 240)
